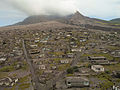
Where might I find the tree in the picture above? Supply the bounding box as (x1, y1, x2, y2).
(67, 68, 73, 74)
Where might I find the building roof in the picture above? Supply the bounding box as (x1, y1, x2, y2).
(66, 77, 89, 82)
(0, 58, 7, 62)
(92, 65, 104, 68)
(88, 56, 106, 59)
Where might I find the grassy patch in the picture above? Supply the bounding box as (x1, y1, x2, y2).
(19, 75, 30, 83)
(21, 61, 29, 70)
(53, 58, 61, 63)
(104, 64, 120, 71)
(48, 52, 64, 56)
(18, 83, 30, 90)
(58, 64, 70, 71)
(107, 46, 120, 50)
(0, 65, 15, 72)
(82, 53, 113, 60)
(99, 78, 113, 90)
(96, 73, 113, 89)
(0, 72, 8, 79)
(66, 74, 74, 77)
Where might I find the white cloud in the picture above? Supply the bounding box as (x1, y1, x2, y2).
(2, 0, 77, 16)
(0, 0, 120, 19)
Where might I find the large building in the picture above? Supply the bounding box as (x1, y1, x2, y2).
(66, 77, 89, 88)
(88, 56, 109, 65)
(91, 65, 104, 72)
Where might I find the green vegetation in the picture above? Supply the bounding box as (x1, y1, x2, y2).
(107, 46, 120, 50)
(53, 58, 61, 63)
(18, 83, 30, 90)
(96, 73, 113, 90)
(66, 74, 74, 77)
(0, 72, 8, 79)
(104, 63, 120, 71)
(48, 51, 64, 56)
(67, 66, 79, 74)
(58, 64, 70, 71)
(67, 68, 74, 74)
(0, 65, 15, 72)
(4, 86, 16, 90)
(0, 61, 28, 72)
(19, 75, 30, 83)
(100, 79, 113, 90)
(17, 75, 31, 90)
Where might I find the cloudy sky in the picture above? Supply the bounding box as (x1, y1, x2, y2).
(0, 0, 120, 26)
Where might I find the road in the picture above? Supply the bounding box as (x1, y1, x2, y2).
(22, 40, 44, 90)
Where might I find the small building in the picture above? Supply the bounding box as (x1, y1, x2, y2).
(66, 77, 89, 88)
(29, 49, 40, 54)
(60, 60, 70, 64)
(80, 39, 87, 42)
(88, 56, 106, 61)
(35, 40, 40, 43)
(67, 53, 74, 58)
(30, 44, 38, 48)
(113, 50, 120, 58)
(44, 70, 53, 74)
(39, 65, 46, 70)
(88, 56, 109, 65)
(40, 40, 47, 43)
(112, 71, 120, 78)
(91, 65, 104, 72)
(71, 49, 81, 52)
(0, 58, 7, 64)
(78, 67, 91, 74)
(51, 66, 57, 70)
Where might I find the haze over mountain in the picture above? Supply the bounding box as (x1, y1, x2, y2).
(14, 11, 98, 25)
(14, 11, 114, 26)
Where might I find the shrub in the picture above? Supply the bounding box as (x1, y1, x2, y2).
(67, 68, 74, 74)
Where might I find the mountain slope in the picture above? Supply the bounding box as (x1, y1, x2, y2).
(13, 11, 120, 32)
(1, 21, 79, 31)
(14, 11, 93, 26)
(15, 15, 69, 25)
(110, 18, 120, 24)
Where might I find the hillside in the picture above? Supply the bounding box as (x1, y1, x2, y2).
(14, 11, 99, 26)
(0, 21, 79, 31)
(110, 18, 120, 24)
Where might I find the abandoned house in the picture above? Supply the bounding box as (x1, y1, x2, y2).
(71, 48, 82, 52)
(29, 49, 40, 54)
(88, 56, 109, 65)
(113, 50, 120, 58)
(38, 65, 46, 70)
(0, 58, 7, 64)
(67, 53, 74, 58)
(30, 44, 38, 48)
(66, 77, 89, 88)
(60, 59, 71, 64)
(91, 65, 104, 72)
(0, 77, 18, 87)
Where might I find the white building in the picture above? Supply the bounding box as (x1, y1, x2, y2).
(0, 58, 7, 63)
(91, 65, 104, 72)
(39, 65, 46, 70)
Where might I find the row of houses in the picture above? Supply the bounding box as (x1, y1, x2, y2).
(0, 77, 18, 87)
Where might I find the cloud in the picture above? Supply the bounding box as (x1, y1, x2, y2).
(0, 0, 120, 19)
(75, 0, 119, 19)
(2, 0, 77, 16)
